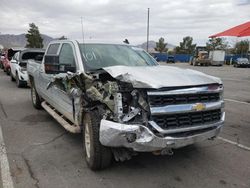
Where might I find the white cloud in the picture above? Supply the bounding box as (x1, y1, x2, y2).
(0, 0, 249, 45)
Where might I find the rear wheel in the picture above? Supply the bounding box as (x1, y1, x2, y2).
(31, 83, 42, 109)
(83, 111, 112, 170)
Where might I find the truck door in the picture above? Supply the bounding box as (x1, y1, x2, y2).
(52, 43, 77, 123)
(38, 43, 60, 105)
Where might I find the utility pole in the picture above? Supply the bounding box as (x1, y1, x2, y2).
(146, 8, 150, 52)
(81, 16, 84, 43)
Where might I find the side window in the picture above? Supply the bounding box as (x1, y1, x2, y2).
(47, 43, 60, 55)
(16, 52, 19, 61)
(59, 43, 76, 67)
(13, 52, 18, 60)
(12, 53, 16, 60)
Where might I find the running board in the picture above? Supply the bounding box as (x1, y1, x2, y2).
(41, 101, 81, 133)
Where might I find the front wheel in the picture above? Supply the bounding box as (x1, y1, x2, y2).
(83, 111, 112, 170)
(10, 72, 15, 81)
(6, 68, 10, 75)
(16, 73, 25, 88)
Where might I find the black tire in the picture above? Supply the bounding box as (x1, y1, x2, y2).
(6, 68, 10, 75)
(16, 73, 23, 88)
(31, 83, 42, 109)
(83, 111, 112, 170)
(10, 72, 15, 81)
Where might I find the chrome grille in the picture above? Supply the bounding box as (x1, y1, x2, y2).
(151, 109, 221, 130)
(148, 93, 220, 107)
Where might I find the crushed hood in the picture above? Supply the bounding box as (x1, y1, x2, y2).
(103, 65, 222, 89)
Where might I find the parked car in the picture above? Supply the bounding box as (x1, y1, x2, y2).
(234, 58, 250, 68)
(10, 49, 45, 87)
(166, 55, 175, 63)
(28, 40, 224, 170)
(0, 52, 5, 69)
(2, 48, 25, 75)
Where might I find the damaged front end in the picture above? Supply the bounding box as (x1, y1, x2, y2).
(47, 69, 150, 130)
(48, 67, 224, 160)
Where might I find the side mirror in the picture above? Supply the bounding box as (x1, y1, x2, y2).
(44, 55, 76, 74)
(11, 59, 17, 64)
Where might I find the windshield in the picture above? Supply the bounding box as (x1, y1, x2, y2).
(79, 44, 158, 71)
(238, 58, 249, 62)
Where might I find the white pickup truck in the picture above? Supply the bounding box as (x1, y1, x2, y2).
(27, 40, 225, 170)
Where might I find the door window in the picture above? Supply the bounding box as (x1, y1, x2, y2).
(58, 43, 76, 73)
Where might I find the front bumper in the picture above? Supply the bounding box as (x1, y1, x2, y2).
(237, 63, 250, 67)
(99, 112, 224, 152)
(211, 61, 224, 65)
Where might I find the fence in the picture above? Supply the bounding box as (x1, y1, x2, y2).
(151, 53, 191, 63)
(151, 53, 248, 63)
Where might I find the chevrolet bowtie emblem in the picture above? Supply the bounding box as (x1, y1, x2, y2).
(192, 103, 206, 111)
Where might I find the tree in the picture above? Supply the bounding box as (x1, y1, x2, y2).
(175, 36, 196, 54)
(25, 23, 43, 48)
(206, 38, 228, 51)
(234, 40, 249, 55)
(154, 37, 168, 53)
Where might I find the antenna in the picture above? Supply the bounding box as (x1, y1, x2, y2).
(81, 16, 84, 44)
(146, 8, 150, 52)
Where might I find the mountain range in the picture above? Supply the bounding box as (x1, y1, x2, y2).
(137, 40, 176, 52)
(0, 34, 54, 48)
(0, 34, 176, 51)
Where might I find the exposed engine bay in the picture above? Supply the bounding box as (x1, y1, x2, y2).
(47, 70, 149, 125)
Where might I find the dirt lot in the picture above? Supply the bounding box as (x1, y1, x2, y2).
(0, 63, 250, 188)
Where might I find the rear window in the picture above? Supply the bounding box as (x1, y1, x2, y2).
(8, 49, 18, 60)
(21, 52, 45, 61)
(47, 44, 60, 55)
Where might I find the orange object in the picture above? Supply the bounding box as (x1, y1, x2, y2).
(209, 21, 250, 38)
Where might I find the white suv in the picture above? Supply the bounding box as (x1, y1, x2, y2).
(10, 49, 45, 87)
